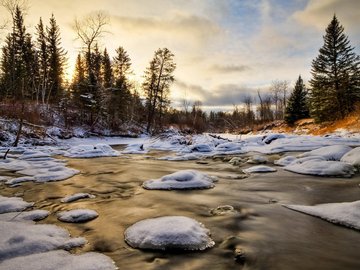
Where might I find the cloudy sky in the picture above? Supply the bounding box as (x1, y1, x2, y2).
(3, 0, 360, 111)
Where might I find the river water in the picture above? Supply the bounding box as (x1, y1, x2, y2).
(1, 147, 360, 270)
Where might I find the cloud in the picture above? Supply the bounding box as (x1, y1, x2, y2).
(293, 0, 360, 34)
(210, 64, 251, 73)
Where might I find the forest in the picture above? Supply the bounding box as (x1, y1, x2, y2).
(0, 2, 359, 139)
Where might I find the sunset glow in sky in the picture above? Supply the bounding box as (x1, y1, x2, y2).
(4, 0, 360, 110)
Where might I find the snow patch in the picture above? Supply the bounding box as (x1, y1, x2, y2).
(0, 210, 49, 222)
(285, 158, 355, 177)
(142, 170, 216, 190)
(0, 196, 33, 214)
(61, 193, 96, 203)
(243, 165, 277, 173)
(64, 144, 119, 158)
(283, 200, 360, 230)
(124, 216, 215, 250)
(274, 156, 297, 166)
(298, 145, 352, 161)
(341, 147, 360, 168)
(57, 209, 99, 223)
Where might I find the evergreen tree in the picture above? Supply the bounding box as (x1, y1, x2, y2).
(109, 46, 132, 126)
(143, 48, 176, 133)
(35, 17, 48, 103)
(285, 75, 309, 125)
(309, 15, 360, 122)
(71, 53, 86, 101)
(1, 6, 37, 100)
(102, 48, 112, 88)
(46, 14, 66, 102)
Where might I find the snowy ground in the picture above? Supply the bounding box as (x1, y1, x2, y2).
(1, 130, 360, 268)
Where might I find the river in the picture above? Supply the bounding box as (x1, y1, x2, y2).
(1, 146, 360, 270)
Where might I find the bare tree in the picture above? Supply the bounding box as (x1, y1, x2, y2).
(73, 12, 109, 84)
(1, 0, 28, 19)
(270, 80, 289, 120)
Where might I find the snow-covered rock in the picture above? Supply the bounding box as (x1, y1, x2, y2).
(298, 145, 352, 161)
(142, 170, 216, 190)
(262, 133, 286, 144)
(274, 156, 297, 166)
(247, 155, 268, 164)
(341, 147, 360, 168)
(229, 157, 244, 165)
(0, 196, 33, 214)
(57, 209, 99, 223)
(214, 142, 245, 154)
(285, 157, 355, 177)
(61, 193, 96, 203)
(0, 220, 85, 261)
(124, 216, 215, 250)
(243, 165, 277, 173)
(121, 143, 146, 154)
(0, 250, 116, 270)
(0, 210, 49, 222)
(283, 200, 360, 230)
(64, 144, 119, 158)
(190, 143, 213, 152)
(18, 150, 52, 161)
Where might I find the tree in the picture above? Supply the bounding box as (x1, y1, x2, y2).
(285, 75, 309, 125)
(102, 48, 112, 88)
(143, 48, 176, 133)
(35, 17, 48, 103)
(309, 15, 360, 122)
(46, 13, 66, 102)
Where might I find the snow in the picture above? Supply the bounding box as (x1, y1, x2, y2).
(274, 155, 297, 166)
(0, 195, 116, 269)
(142, 170, 216, 190)
(158, 153, 203, 161)
(124, 216, 215, 250)
(0, 250, 117, 270)
(247, 155, 268, 164)
(243, 165, 277, 173)
(0, 220, 86, 261)
(61, 193, 96, 203)
(283, 200, 360, 230)
(0, 210, 49, 222)
(341, 147, 360, 168)
(64, 144, 120, 158)
(190, 143, 213, 152)
(0, 157, 79, 184)
(121, 143, 147, 154)
(284, 157, 355, 177)
(262, 133, 286, 144)
(298, 145, 352, 161)
(0, 196, 33, 214)
(214, 142, 245, 154)
(57, 209, 99, 223)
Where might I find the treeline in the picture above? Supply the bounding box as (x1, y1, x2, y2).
(0, 4, 359, 136)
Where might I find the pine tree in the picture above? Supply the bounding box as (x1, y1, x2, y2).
(309, 15, 360, 122)
(35, 17, 48, 103)
(46, 14, 67, 102)
(285, 75, 309, 125)
(71, 53, 86, 101)
(143, 48, 176, 133)
(109, 46, 132, 126)
(102, 48, 112, 88)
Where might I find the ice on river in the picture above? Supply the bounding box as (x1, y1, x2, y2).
(298, 145, 352, 161)
(124, 216, 215, 250)
(283, 200, 360, 230)
(243, 165, 277, 173)
(0, 195, 33, 214)
(274, 155, 297, 166)
(142, 169, 216, 190)
(64, 144, 119, 158)
(284, 157, 355, 177)
(61, 193, 96, 203)
(57, 209, 99, 223)
(121, 143, 147, 154)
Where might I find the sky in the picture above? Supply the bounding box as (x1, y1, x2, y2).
(1, 0, 360, 111)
